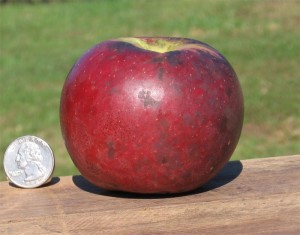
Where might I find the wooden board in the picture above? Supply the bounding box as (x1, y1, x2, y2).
(1, 155, 300, 234)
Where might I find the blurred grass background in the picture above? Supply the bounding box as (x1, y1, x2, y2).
(0, 0, 299, 181)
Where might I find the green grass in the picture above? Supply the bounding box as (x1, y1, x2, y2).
(0, 0, 299, 181)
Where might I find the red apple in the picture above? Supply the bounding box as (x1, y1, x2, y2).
(60, 37, 244, 194)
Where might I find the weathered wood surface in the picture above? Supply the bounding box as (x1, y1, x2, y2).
(0, 155, 299, 234)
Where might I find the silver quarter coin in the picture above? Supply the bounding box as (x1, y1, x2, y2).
(3, 135, 55, 188)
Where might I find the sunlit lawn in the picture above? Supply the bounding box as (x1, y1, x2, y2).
(0, 0, 299, 181)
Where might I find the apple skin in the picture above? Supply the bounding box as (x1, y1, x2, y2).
(60, 37, 244, 194)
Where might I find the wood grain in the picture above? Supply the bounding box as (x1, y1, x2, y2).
(1, 155, 299, 234)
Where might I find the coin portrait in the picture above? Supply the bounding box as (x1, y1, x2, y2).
(16, 141, 47, 182)
(3, 136, 55, 188)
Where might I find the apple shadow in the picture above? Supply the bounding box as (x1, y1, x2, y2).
(72, 160, 243, 199)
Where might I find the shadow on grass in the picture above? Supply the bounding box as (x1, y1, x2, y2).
(72, 160, 243, 199)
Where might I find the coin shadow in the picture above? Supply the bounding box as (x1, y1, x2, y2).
(72, 160, 243, 199)
(8, 177, 60, 189)
(43, 177, 60, 187)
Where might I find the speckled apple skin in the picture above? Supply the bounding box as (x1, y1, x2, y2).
(60, 37, 244, 194)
